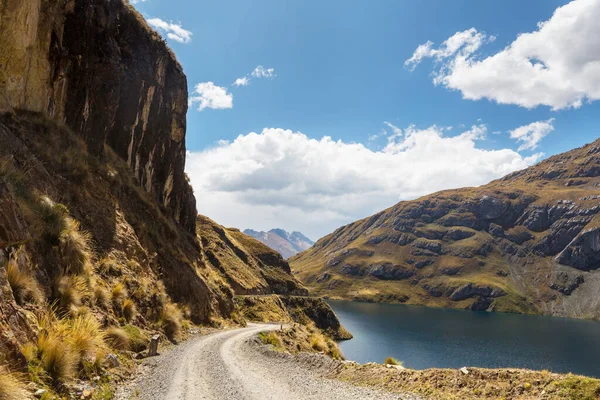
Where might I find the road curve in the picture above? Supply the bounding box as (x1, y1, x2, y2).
(118, 323, 416, 400)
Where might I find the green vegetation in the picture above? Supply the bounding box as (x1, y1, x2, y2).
(384, 357, 402, 366)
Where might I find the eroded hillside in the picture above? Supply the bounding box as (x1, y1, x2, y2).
(291, 139, 600, 318)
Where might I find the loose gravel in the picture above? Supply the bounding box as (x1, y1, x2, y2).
(116, 323, 420, 400)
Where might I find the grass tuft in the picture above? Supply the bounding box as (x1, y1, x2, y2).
(5, 250, 42, 305)
(160, 303, 182, 341)
(54, 275, 88, 311)
(59, 219, 92, 275)
(384, 357, 402, 366)
(111, 283, 127, 308)
(122, 299, 137, 322)
(104, 327, 131, 351)
(67, 314, 106, 360)
(309, 332, 328, 353)
(0, 369, 27, 400)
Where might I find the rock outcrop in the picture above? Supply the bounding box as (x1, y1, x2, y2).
(0, 0, 196, 232)
(291, 139, 600, 319)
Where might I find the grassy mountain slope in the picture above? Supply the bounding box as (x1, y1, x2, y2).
(291, 138, 600, 319)
(197, 216, 308, 296)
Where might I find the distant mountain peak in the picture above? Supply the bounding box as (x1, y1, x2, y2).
(244, 228, 314, 258)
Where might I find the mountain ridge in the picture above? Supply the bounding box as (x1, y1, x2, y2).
(291, 138, 600, 319)
(244, 228, 314, 259)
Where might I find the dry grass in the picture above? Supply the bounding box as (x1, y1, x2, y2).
(111, 283, 127, 307)
(0, 369, 27, 400)
(122, 299, 137, 322)
(38, 196, 70, 244)
(93, 285, 110, 309)
(310, 332, 328, 352)
(105, 327, 130, 351)
(6, 252, 42, 305)
(37, 329, 77, 383)
(60, 219, 92, 275)
(67, 314, 106, 360)
(54, 275, 88, 311)
(160, 303, 182, 341)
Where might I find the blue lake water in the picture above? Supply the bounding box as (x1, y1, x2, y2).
(328, 300, 600, 377)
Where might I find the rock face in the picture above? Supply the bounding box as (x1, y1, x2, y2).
(244, 228, 315, 258)
(291, 139, 600, 319)
(0, 0, 196, 233)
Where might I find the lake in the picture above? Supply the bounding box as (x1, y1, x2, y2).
(328, 300, 600, 377)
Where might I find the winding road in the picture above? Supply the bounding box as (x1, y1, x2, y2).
(118, 323, 417, 400)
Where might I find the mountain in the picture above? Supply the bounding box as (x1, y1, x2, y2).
(291, 139, 600, 319)
(0, 0, 344, 392)
(244, 228, 315, 258)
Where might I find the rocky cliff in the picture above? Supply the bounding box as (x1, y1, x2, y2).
(244, 228, 315, 259)
(291, 139, 600, 319)
(0, 2, 343, 395)
(0, 0, 196, 232)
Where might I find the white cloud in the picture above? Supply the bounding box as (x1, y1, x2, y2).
(509, 118, 555, 150)
(251, 66, 276, 79)
(186, 124, 542, 239)
(189, 82, 233, 111)
(233, 65, 276, 86)
(130, 0, 147, 4)
(147, 18, 192, 44)
(406, 0, 600, 110)
(233, 77, 249, 87)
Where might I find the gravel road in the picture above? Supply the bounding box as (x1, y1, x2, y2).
(117, 323, 418, 400)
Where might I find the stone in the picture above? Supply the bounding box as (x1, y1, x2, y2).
(105, 354, 120, 368)
(148, 334, 160, 357)
(34, 389, 47, 398)
(460, 367, 469, 375)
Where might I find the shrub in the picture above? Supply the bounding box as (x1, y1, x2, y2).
(384, 357, 402, 366)
(0, 370, 27, 400)
(122, 299, 137, 322)
(160, 303, 182, 341)
(6, 254, 42, 305)
(104, 327, 130, 351)
(60, 219, 92, 275)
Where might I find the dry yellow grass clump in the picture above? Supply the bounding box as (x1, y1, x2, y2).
(160, 303, 183, 341)
(5, 248, 42, 305)
(0, 369, 28, 400)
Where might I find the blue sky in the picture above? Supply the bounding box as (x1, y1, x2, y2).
(132, 0, 600, 239)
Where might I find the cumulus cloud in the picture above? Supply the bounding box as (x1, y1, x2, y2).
(147, 18, 192, 44)
(510, 119, 555, 150)
(406, 0, 600, 110)
(233, 65, 276, 86)
(186, 125, 542, 239)
(189, 82, 233, 111)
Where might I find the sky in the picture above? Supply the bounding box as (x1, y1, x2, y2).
(130, 0, 600, 240)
